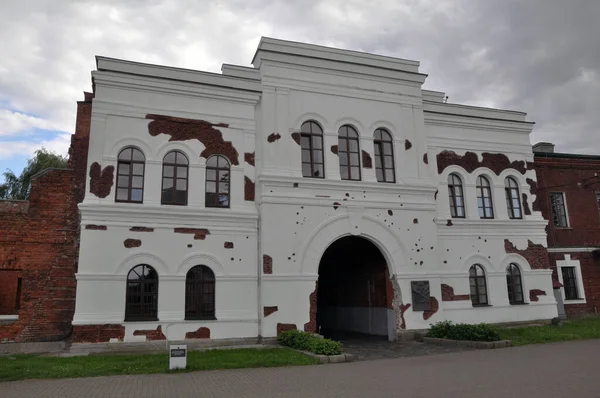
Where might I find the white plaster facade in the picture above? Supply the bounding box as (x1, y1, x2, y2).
(73, 37, 557, 342)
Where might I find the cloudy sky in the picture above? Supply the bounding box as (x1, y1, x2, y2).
(1, 0, 599, 175)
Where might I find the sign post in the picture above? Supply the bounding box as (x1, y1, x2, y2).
(169, 345, 187, 370)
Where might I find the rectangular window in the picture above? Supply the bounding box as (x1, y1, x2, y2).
(550, 192, 568, 227)
(561, 267, 579, 300)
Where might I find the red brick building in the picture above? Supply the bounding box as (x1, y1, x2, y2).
(533, 142, 600, 317)
(0, 93, 91, 342)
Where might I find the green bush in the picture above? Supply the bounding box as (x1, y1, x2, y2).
(277, 330, 343, 355)
(426, 321, 501, 342)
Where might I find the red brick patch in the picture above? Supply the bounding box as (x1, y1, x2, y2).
(263, 306, 278, 317)
(405, 139, 412, 150)
(331, 145, 338, 155)
(267, 133, 281, 143)
(124, 239, 141, 248)
(362, 150, 372, 169)
(245, 176, 255, 201)
(224, 242, 234, 249)
(436, 150, 533, 175)
(291, 132, 301, 145)
(303, 281, 318, 332)
(441, 284, 470, 301)
(263, 255, 273, 274)
(89, 162, 114, 198)
(129, 226, 154, 232)
(504, 239, 550, 269)
(174, 228, 210, 240)
(145, 114, 238, 165)
(244, 152, 255, 166)
(85, 224, 107, 230)
(277, 323, 297, 335)
(423, 153, 428, 164)
(423, 297, 439, 321)
(399, 303, 411, 330)
(185, 327, 210, 339)
(133, 325, 166, 341)
(529, 289, 547, 302)
(72, 324, 125, 343)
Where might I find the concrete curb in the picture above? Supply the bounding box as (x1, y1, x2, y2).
(291, 348, 356, 364)
(422, 337, 513, 349)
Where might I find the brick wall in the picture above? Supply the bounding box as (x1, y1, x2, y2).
(535, 154, 600, 316)
(0, 92, 91, 342)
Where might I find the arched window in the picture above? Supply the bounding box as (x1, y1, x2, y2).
(185, 265, 216, 320)
(469, 264, 488, 306)
(206, 155, 230, 208)
(338, 125, 361, 181)
(505, 177, 522, 219)
(300, 121, 324, 178)
(506, 264, 524, 304)
(476, 175, 494, 219)
(125, 264, 158, 321)
(116, 147, 145, 203)
(374, 128, 395, 183)
(448, 173, 465, 218)
(161, 150, 189, 205)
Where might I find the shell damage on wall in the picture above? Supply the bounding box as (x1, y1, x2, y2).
(146, 114, 239, 165)
(267, 133, 281, 143)
(89, 162, 114, 198)
(436, 150, 534, 175)
(174, 228, 210, 240)
(361, 150, 372, 168)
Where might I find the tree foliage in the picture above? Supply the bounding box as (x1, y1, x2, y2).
(0, 148, 68, 200)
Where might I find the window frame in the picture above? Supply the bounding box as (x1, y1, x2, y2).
(338, 125, 362, 181)
(448, 173, 466, 218)
(506, 263, 525, 304)
(469, 264, 489, 306)
(161, 150, 189, 206)
(476, 175, 494, 219)
(205, 155, 231, 209)
(300, 121, 325, 179)
(550, 192, 569, 227)
(124, 264, 159, 322)
(185, 265, 216, 320)
(373, 128, 395, 183)
(116, 147, 145, 204)
(504, 177, 522, 219)
(556, 255, 586, 304)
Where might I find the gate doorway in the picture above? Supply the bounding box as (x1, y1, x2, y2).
(317, 236, 395, 341)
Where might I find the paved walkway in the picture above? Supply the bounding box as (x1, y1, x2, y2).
(2, 339, 600, 397)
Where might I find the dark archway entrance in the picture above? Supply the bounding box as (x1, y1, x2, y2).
(317, 236, 394, 340)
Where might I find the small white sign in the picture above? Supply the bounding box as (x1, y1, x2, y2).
(169, 345, 187, 370)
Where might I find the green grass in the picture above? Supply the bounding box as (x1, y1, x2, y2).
(0, 348, 319, 382)
(498, 317, 600, 346)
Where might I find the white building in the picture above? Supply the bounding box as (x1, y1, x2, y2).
(72, 37, 557, 344)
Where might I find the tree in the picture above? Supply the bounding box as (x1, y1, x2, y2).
(0, 148, 68, 200)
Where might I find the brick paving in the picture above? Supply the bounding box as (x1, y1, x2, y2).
(2, 339, 600, 397)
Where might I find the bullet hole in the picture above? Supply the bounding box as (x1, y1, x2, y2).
(296, 222, 299, 224)
(415, 243, 418, 246)
(343, 198, 347, 201)
(231, 257, 234, 261)
(391, 222, 394, 225)
(292, 253, 295, 256)
(488, 256, 491, 259)
(414, 262, 418, 265)
(443, 261, 447, 264)
(333, 202, 341, 210)
(484, 239, 487, 243)
(430, 247, 434, 250)
(417, 249, 420, 252)
(270, 190, 273, 193)
(400, 204, 404, 207)
(478, 236, 481, 240)
(239, 259, 242, 261)
(413, 218, 418, 224)
(246, 236, 249, 239)
(187, 244, 192, 248)
(288, 257, 291, 260)
(301, 206, 304, 209)
(345, 193, 349, 197)
(355, 226, 358, 229)
(384, 219, 387, 222)
(419, 261, 423, 265)
(407, 229, 410, 231)
(296, 212, 299, 215)
(293, 183, 299, 188)
(446, 220, 453, 226)
(388, 210, 393, 216)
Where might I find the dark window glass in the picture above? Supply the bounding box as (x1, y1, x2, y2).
(448, 173, 465, 218)
(504, 177, 522, 219)
(550, 192, 568, 227)
(374, 128, 395, 183)
(506, 264, 524, 304)
(469, 264, 488, 306)
(206, 155, 230, 208)
(300, 121, 324, 178)
(338, 125, 361, 181)
(477, 175, 494, 219)
(561, 267, 579, 300)
(116, 147, 145, 203)
(125, 265, 158, 321)
(185, 265, 216, 320)
(161, 151, 189, 205)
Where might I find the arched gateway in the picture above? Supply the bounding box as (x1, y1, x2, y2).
(317, 236, 395, 340)
(299, 213, 406, 341)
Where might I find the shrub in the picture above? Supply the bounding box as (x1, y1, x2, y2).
(426, 321, 501, 342)
(277, 330, 343, 355)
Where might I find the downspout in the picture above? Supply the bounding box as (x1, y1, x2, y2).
(256, 192, 263, 343)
